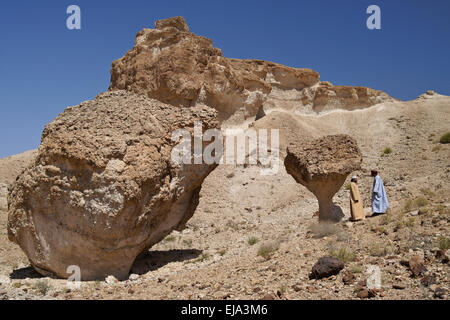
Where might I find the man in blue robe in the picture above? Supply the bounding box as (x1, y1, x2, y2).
(371, 170, 389, 214)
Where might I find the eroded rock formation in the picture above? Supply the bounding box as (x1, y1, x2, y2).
(7, 90, 219, 280)
(284, 134, 362, 221)
(109, 17, 395, 124)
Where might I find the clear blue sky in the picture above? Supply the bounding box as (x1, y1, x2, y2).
(0, 0, 449, 158)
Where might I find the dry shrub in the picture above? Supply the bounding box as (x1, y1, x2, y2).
(310, 222, 338, 238)
(257, 241, 280, 260)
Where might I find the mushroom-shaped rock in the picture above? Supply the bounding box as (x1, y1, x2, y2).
(284, 134, 362, 221)
(7, 90, 219, 280)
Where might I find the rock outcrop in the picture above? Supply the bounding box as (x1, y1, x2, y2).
(284, 134, 362, 221)
(301, 81, 396, 112)
(109, 17, 394, 124)
(7, 90, 219, 280)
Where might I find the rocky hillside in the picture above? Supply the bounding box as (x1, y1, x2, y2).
(0, 17, 448, 300)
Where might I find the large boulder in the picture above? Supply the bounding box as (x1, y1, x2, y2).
(0, 183, 7, 211)
(284, 134, 362, 221)
(7, 90, 219, 280)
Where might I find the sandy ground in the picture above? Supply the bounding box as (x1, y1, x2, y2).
(0, 94, 448, 300)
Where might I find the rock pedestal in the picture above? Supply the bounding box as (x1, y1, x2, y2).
(284, 134, 362, 222)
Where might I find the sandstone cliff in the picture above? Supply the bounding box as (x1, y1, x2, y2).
(109, 17, 396, 124)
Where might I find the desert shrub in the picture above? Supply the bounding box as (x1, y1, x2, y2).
(164, 235, 176, 242)
(226, 172, 235, 178)
(382, 147, 392, 155)
(369, 243, 393, 257)
(439, 236, 450, 250)
(379, 214, 391, 226)
(405, 217, 415, 228)
(33, 280, 50, 295)
(404, 197, 428, 212)
(435, 205, 449, 215)
(329, 247, 355, 263)
(349, 264, 364, 274)
(415, 197, 428, 208)
(439, 132, 450, 144)
(196, 253, 209, 263)
(395, 220, 405, 230)
(248, 236, 259, 246)
(310, 222, 338, 238)
(344, 183, 351, 190)
(336, 231, 351, 243)
(404, 199, 414, 212)
(183, 239, 193, 247)
(420, 188, 435, 197)
(432, 145, 441, 152)
(257, 241, 279, 260)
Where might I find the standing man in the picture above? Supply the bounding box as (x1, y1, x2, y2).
(371, 170, 389, 215)
(350, 176, 365, 221)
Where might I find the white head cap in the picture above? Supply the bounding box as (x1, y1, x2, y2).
(351, 176, 358, 180)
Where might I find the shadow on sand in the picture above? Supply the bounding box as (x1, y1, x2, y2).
(10, 266, 45, 280)
(130, 249, 202, 275)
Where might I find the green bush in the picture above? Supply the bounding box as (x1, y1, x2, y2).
(439, 236, 450, 250)
(247, 236, 259, 246)
(257, 241, 279, 260)
(439, 132, 450, 144)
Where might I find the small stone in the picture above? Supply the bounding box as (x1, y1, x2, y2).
(408, 255, 427, 277)
(292, 284, 302, 292)
(105, 275, 119, 284)
(129, 274, 139, 281)
(433, 287, 446, 299)
(261, 293, 275, 300)
(420, 274, 436, 287)
(393, 283, 406, 290)
(368, 289, 378, 298)
(357, 289, 369, 299)
(342, 271, 355, 285)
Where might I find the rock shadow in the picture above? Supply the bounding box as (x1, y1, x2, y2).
(130, 249, 202, 275)
(10, 266, 45, 280)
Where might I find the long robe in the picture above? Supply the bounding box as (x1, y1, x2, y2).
(372, 175, 389, 213)
(350, 182, 365, 221)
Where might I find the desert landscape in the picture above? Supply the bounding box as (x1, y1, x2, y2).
(0, 17, 448, 300)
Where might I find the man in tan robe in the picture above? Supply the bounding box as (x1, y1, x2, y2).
(350, 176, 365, 221)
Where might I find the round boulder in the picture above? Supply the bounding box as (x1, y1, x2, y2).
(7, 90, 219, 280)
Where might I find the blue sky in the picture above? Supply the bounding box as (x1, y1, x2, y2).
(0, 0, 449, 158)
